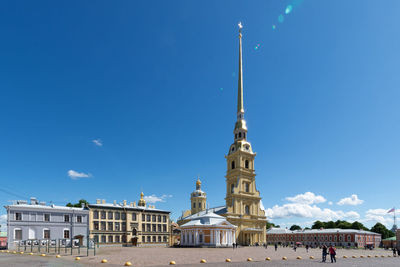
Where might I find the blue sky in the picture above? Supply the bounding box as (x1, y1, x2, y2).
(1, 0, 400, 230)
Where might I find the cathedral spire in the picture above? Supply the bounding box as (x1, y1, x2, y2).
(237, 22, 244, 119)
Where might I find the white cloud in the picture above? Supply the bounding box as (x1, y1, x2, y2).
(92, 139, 103, 147)
(337, 194, 364, 206)
(265, 203, 359, 221)
(144, 194, 173, 204)
(67, 170, 92, 180)
(0, 214, 7, 232)
(361, 209, 399, 227)
(285, 192, 326, 205)
(328, 201, 333, 205)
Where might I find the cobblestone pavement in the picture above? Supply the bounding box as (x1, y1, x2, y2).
(1, 247, 399, 267)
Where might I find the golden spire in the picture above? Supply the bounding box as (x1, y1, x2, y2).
(196, 176, 201, 190)
(138, 192, 146, 207)
(237, 22, 244, 116)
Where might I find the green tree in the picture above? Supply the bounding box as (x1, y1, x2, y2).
(325, 221, 336, 229)
(335, 220, 352, 229)
(371, 223, 395, 239)
(350, 221, 368, 231)
(266, 221, 280, 229)
(290, 225, 302, 231)
(66, 199, 89, 208)
(312, 220, 325, 229)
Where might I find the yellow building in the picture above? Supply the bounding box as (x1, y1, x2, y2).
(88, 193, 170, 246)
(178, 23, 267, 246)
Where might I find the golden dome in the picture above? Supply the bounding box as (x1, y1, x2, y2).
(138, 192, 146, 207)
(196, 178, 201, 186)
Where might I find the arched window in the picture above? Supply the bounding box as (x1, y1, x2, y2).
(231, 184, 234, 193)
(243, 133, 246, 138)
(245, 205, 250, 215)
(245, 183, 250, 192)
(193, 202, 196, 208)
(245, 160, 249, 169)
(231, 161, 235, 169)
(238, 132, 242, 138)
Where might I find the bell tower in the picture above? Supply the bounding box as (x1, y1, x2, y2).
(223, 22, 267, 246)
(190, 177, 207, 214)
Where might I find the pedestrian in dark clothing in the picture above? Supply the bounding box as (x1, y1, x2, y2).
(274, 243, 278, 251)
(397, 247, 400, 256)
(293, 245, 297, 252)
(322, 245, 328, 262)
(329, 245, 336, 263)
(306, 244, 309, 252)
(393, 247, 396, 257)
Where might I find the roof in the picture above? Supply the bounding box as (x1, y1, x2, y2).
(267, 228, 381, 236)
(383, 236, 396, 241)
(181, 211, 236, 228)
(88, 203, 170, 214)
(179, 206, 226, 221)
(5, 203, 87, 212)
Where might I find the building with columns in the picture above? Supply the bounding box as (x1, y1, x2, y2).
(178, 23, 267, 246)
(180, 211, 236, 247)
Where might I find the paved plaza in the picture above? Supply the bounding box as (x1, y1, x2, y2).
(1, 246, 400, 267)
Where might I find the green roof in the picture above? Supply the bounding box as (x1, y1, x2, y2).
(383, 236, 396, 241)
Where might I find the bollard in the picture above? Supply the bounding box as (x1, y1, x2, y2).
(169, 261, 176, 265)
(247, 258, 253, 261)
(360, 255, 364, 258)
(200, 259, 207, 263)
(75, 257, 81, 260)
(296, 256, 302, 260)
(381, 255, 385, 258)
(28, 252, 33, 255)
(225, 258, 231, 262)
(19, 252, 24, 254)
(310, 256, 315, 259)
(343, 255, 347, 258)
(56, 255, 61, 258)
(352, 255, 356, 258)
(367, 255, 371, 258)
(282, 256, 287, 260)
(101, 259, 108, 263)
(265, 257, 271, 261)
(41, 254, 46, 257)
(375, 255, 379, 258)
(12, 251, 17, 254)
(124, 262, 132, 266)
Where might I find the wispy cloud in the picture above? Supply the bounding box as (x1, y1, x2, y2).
(92, 139, 103, 147)
(337, 194, 364, 206)
(67, 170, 92, 180)
(144, 194, 173, 204)
(0, 214, 7, 232)
(285, 192, 326, 205)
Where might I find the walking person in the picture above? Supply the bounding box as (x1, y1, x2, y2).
(274, 243, 278, 251)
(329, 245, 336, 263)
(322, 245, 327, 262)
(393, 247, 396, 257)
(306, 244, 309, 252)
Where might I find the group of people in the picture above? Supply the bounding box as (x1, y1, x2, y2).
(322, 245, 337, 263)
(392, 247, 400, 257)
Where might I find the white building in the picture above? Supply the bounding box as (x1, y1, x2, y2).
(180, 211, 236, 247)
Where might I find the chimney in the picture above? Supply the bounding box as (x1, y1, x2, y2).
(102, 199, 106, 204)
(96, 199, 101, 204)
(123, 200, 127, 206)
(30, 197, 38, 205)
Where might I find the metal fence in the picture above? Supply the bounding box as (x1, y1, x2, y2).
(16, 238, 97, 256)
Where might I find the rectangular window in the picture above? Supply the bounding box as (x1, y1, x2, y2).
(158, 236, 161, 242)
(108, 235, 113, 243)
(152, 215, 156, 222)
(44, 214, 50, 222)
(142, 236, 146, 243)
(152, 236, 156, 242)
(101, 211, 106, 219)
(122, 213, 126, 220)
(14, 229, 22, 240)
(115, 222, 120, 231)
(94, 235, 99, 243)
(64, 215, 70, 222)
(30, 213, 36, 221)
(77, 215, 82, 223)
(15, 213, 22, 221)
(142, 214, 145, 221)
(132, 213, 137, 221)
(101, 222, 106, 230)
(163, 225, 167, 232)
(158, 224, 161, 232)
(94, 221, 99, 230)
(108, 212, 113, 219)
(64, 230, 70, 239)
(44, 229, 50, 239)
(115, 212, 120, 220)
(108, 222, 113, 231)
(163, 216, 167, 223)
(152, 224, 156, 232)
(245, 183, 250, 192)
(147, 224, 151, 232)
(147, 236, 151, 242)
(163, 236, 167, 242)
(122, 222, 126, 231)
(115, 235, 120, 243)
(101, 235, 106, 243)
(147, 215, 151, 221)
(93, 211, 99, 219)
(142, 224, 145, 232)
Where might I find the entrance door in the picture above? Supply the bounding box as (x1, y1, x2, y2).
(132, 237, 138, 246)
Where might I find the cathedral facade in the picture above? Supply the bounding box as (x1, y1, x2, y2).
(178, 24, 266, 246)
